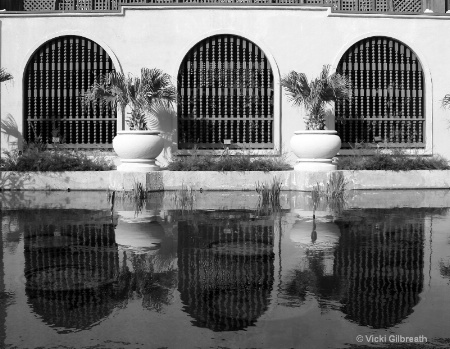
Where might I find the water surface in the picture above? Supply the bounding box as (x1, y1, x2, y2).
(1, 191, 450, 348)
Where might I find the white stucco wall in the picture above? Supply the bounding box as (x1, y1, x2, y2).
(1, 6, 450, 161)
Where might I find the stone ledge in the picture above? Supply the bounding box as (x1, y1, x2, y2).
(1, 170, 450, 191)
(3, 190, 450, 211)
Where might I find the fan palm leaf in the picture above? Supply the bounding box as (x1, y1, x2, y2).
(442, 94, 450, 109)
(0, 68, 13, 83)
(84, 68, 176, 130)
(281, 65, 351, 130)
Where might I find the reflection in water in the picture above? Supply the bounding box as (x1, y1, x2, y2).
(334, 209, 425, 328)
(24, 211, 121, 333)
(285, 209, 428, 329)
(22, 210, 178, 332)
(2, 199, 449, 348)
(115, 251, 177, 312)
(177, 210, 275, 331)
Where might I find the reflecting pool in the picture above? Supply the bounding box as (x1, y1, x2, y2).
(1, 191, 450, 348)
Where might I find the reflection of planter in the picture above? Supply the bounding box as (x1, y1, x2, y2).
(289, 218, 340, 246)
(115, 219, 165, 253)
(113, 130, 164, 172)
(290, 130, 341, 171)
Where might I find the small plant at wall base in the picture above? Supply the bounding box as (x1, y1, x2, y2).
(280, 65, 352, 171)
(337, 148, 450, 171)
(0, 148, 114, 171)
(167, 147, 292, 171)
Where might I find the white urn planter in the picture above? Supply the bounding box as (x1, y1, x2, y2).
(290, 130, 341, 171)
(113, 130, 164, 172)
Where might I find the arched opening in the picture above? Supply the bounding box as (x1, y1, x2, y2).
(177, 34, 274, 150)
(336, 36, 425, 148)
(24, 35, 117, 148)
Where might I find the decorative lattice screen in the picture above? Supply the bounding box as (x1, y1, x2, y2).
(178, 211, 274, 331)
(336, 36, 425, 148)
(335, 210, 424, 328)
(177, 35, 274, 150)
(333, 0, 422, 12)
(24, 0, 56, 11)
(393, 0, 422, 12)
(24, 36, 117, 148)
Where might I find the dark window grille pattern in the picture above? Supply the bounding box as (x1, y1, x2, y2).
(334, 209, 425, 328)
(178, 211, 274, 331)
(23, 211, 121, 331)
(177, 35, 274, 150)
(24, 35, 117, 149)
(336, 36, 425, 148)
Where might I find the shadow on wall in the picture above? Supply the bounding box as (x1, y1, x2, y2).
(156, 107, 177, 167)
(1, 113, 23, 151)
(0, 172, 32, 191)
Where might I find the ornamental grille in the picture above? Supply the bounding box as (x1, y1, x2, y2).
(335, 209, 425, 328)
(23, 211, 121, 331)
(18, 0, 424, 12)
(24, 0, 56, 11)
(178, 211, 274, 331)
(335, 36, 425, 147)
(333, 0, 422, 12)
(177, 35, 274, 150)
(24, 36, 117, 148)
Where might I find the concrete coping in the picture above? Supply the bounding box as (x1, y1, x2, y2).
(1, 169, 450, 191)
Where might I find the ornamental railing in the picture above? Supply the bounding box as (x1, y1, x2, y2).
(0, 0, 447, 14)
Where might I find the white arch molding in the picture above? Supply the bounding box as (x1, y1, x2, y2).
(331, 32, 433, 155)
(172, 29, 281, 155)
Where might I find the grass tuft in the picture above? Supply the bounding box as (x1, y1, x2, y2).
(107, 177, 148, 215)
(171, 183, 196, 212)
(255, 177, 282, 215)
(312, 172, 348, 215)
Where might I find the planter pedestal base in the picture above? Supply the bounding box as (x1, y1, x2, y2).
(294, 159, 336, 171)
(117, 159, 160, 172)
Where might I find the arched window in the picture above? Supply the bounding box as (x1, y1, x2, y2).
(24, 36, 117, 148)
(336, 36, 425, 148)
(177, 35, 274, 150)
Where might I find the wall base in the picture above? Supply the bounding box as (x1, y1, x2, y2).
(117, 159, 161, 172)
(293, 159, 337, 171)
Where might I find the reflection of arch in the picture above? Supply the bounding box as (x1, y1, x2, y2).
(177, 35, 274, 150)
(335, 36, 425, 148)
(334, 209, 425, 328)
(23, 210, 121, 332)
(23, 35, 117, 148)
(177, 210, 274, 331)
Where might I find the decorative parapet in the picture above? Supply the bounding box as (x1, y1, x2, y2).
(0, 0, 446, 15)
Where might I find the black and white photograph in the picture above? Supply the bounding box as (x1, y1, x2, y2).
(1, 0, 450, 348)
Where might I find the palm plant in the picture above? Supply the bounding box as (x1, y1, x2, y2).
(280, 65, 351, 130)
(442, 94, 450, 110)
(0, 68, 13, 83)
(84, 68, 176, 130)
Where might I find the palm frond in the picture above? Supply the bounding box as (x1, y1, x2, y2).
(0, 68, 13, 83)
(442, 94, 450, 109)
(280, 71, 311, 107)
(281, 64, 351, 130)
(84, 67, 176, 130)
